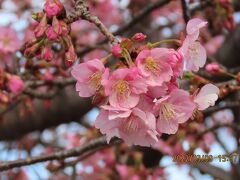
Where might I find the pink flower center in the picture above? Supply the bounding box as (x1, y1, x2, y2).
(144, 57, 161, 74)
(160, 103, 176, 121)
(114, 80, 130, 96)
(88, 71, 102, 90)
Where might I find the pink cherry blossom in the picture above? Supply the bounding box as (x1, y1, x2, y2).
(179, 36, 207, 72)
(7, 75, 24, 94)
(0, 26, 21, 54)
(155, 89, 196, 134)
(95, 107, 159, 146)
(194, 83, 219, 110)
(103, 68, 147, 109)
(186, 18, 208, 41)
(179, 18, 208, 72)
(71, 59, 106, 97)
(135, 48, 173, 86)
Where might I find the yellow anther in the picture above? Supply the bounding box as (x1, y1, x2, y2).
(145, 57, 161, 74)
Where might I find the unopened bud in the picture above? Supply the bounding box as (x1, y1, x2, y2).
(132, 33, 146, 42)
(111, 44, 122, 58)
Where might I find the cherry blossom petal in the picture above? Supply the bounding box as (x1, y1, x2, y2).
(194, 84, 219, 110)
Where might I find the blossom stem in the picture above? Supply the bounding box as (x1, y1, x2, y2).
(148, 39, 181, 48)
(122, 48, 134, 67)
(223, 71, 237, 78)
(101, 53, 112, 64)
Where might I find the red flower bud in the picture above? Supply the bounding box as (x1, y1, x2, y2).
(46, 26, 58, 41)
(65, 46, 77, 66)
(34, 14, 47, 38)
(111, 44, 122, 58)
(44, 0, 64, 19)
(52, 16, 62, 35)
(41, 46, 53, 62)
(132, 33, 146, 42)
(205, 63, 222, 74)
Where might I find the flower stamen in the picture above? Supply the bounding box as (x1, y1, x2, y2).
(145, 57, 161, 74)
(88, 71, 102, 90)
(160, 103, 176, 121)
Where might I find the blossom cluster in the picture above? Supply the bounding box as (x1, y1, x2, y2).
(24, 0, 77, 65)
(71, 18, 220, 147)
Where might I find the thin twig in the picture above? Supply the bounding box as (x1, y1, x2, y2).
(76, 0, 171, 57)
(0, 136, 122, 172)
(197, 123, 240, 139)
(66, 0, 117, 44)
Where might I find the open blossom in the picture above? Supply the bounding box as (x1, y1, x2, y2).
(71, 59, 106, 97)
(0, 26, 21, 54)
(186, 18, 208, 41)
(103, 68, 147, 109)
(194, 84, 219, 110)
(179, 36, 206, 72)
(7, 75, 24, 94)
(179, 18, 207, 72)
(95, 106, 159, 146)
(154, 89, 196, 134)
(135, 48, 173, 86)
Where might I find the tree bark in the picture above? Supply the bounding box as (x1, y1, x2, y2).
(0, 86, 92, 140)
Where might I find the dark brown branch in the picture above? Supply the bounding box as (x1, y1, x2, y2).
(0, 136, 122, 172)
(115, 0, 171, 35)
(192, 163, 232, 180)
(181, 0, 189, 23)
(197, 123, 240, 139)
(203, 101, 240, 116)
(65, 0, 117, 44)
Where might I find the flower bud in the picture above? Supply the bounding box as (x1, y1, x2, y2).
(0, 92, 8, 103)
(205, 63, 222, 74)
(111, 44, 122, 58)
(52, 16, 62, 35)
(46, 26, 58, 41)
(42, 46, 53, 62)
(24, 43, 41, 57)
(132, 33, 146, 42)
(32, 12, 45, 22)
(34, 14, 47, 38)
(7, 75, 24, 94)
(60, 21, 70, 36)
(65, 46, 77, 66)
(44, 0, 64, 19)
